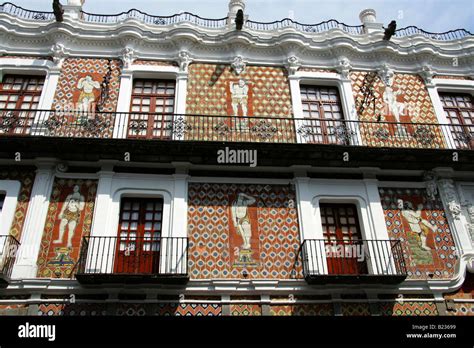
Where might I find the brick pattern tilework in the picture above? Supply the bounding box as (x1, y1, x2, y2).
(62, 304, 108, 316)
(340, 303, 371, 316)
(270, 304, 334, 316)
(38, 304, 65, 316)
(379, 301, 439, 316)
(231, 304, 262, 316)
(445, 273, 474, 316)
(36, 179, 98, 278)
(185, 63, 295, 143)
(188, 183, 302, 279)
(0, 304, 28, 315)
(176, 303, 222, 316)
(48, 58, 122, 138)
(0, 295, 29, 316)
(379, 187, 457, 280)
(0, 167, 35, 238)
(350, 71, 445, 149)
(116, 304, 149, 316)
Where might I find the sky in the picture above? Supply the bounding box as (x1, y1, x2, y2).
(8, 0, 474, 32)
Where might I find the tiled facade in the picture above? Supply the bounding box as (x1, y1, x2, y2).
(36, 179, 98, 278)
(185, 63, 295, 142)
(188, 183, 302, 279)
(379, 187, 457, 280)
(0, 0, 473, 319)
(350, 71, 444, 148)
(0, 167, 35, 239)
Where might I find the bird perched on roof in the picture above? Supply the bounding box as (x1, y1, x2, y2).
(53, 0, 64, 22)
(383, 20, 397, 41)
(235, 9, 244, 30)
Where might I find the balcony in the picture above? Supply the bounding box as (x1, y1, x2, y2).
(300, 239, 407, 284)
(75, 236, 188, 285)
(0, 235, 20, 286)
(0, 109, 473, 151)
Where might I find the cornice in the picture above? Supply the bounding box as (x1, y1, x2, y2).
(0, 16, 473, 76)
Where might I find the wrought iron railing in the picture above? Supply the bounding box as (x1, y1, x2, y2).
(80, 9, 228, 28)
(0, 235, 20, 281)
(1, 2, 472, 41)
(245, 18, 364, 35)
(0, 109, 473, 151)
(300, 239, 407, 281)
(0, 2, 55, 21)
(76, 236, 188, 277)
(394, 26, 473, 41)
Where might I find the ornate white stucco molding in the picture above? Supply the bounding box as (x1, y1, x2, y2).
(377, 63, 395, 86)
(438, 179, 462, 220)
(178, 51, 192, 73)
(420, 65, 435, 86)
(286, 55, 300, 76)
(51, 43, 67, 69)
(423, 171, 438, 201)
(121, 47, 136, 69)
(336, 57, 352, 80)
(231, 55, 246, 75)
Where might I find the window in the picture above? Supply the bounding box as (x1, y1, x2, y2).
(300, 86, 346, 144)
(320, 203, 367, 275)
(0, 75, 44, 135)
(439, 93, 474, 149)
(128, 79, 175, 139)
(115, 198, 164, 274)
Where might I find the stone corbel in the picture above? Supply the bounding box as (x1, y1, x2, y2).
(286, 56, 301, 76)
(121, 47, 136, 70)
(438, 179, 462, 220)
(51, 43, 67, 69)
(377, 63, 394, 86)
(420, 65, 435, 86)
(178, 51, 192, 73)
(423, 171, 438, 201)
(231, 55, 246, 75)
(336, 57, 352, 80)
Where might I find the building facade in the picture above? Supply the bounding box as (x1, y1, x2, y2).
(0, 0, 473, 316)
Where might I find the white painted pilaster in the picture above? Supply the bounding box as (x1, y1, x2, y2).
(288, 75, 305, 143)
(175, 72, 188, 115)
(113, 71, 133, 139)
(12, 160, 56, 279)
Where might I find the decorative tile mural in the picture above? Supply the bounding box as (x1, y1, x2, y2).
(340, 303, 371, 316)
(379, 301, 439, 316)
(185, 64, 295, 143)
(188, 183, 302, 279)
(36, 178, 98, 278)
(270, 304, 334, 316)
(379, 187, 457, 279)
(0, 167, 35, 239)
(350, 71, 444, 149)
(231, 304, 262, 316)
(49, 58, 122, 138)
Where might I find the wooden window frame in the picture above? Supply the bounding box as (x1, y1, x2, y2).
(300, 85, 346, 144)
(128, 79, 176, 140)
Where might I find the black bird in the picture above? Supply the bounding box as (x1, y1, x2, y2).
(53, 0, 64, 23)
(235, 9, 244, 30)
(383, 20, 397, 41)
